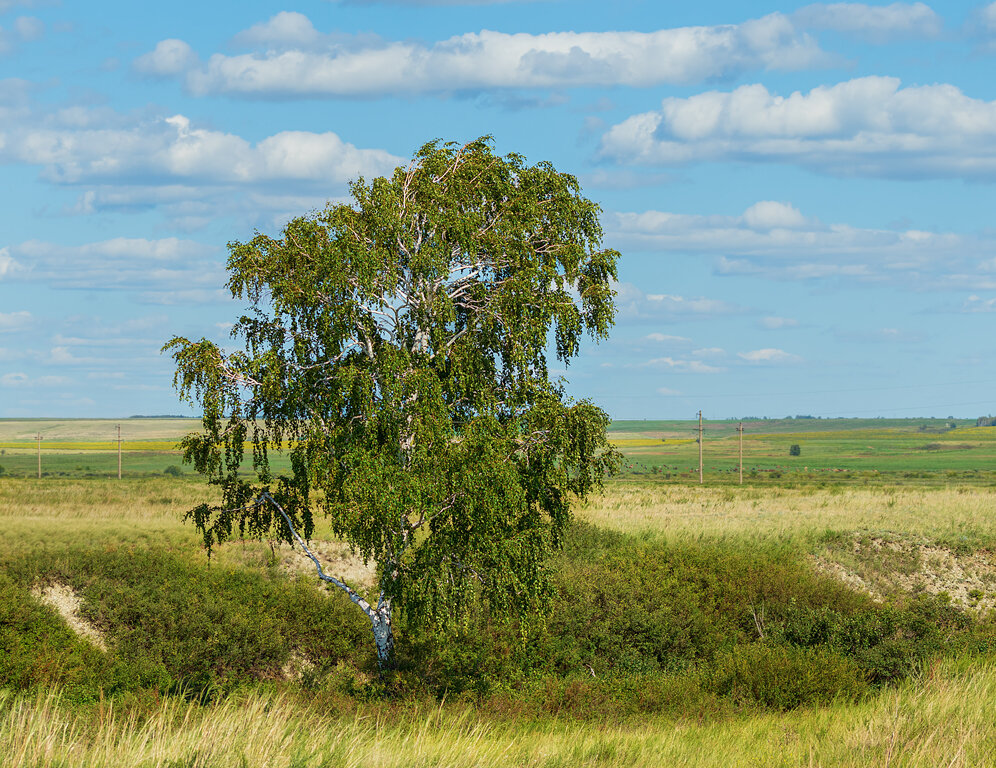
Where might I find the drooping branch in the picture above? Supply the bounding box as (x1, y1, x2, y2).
(256, 491, 376, 620)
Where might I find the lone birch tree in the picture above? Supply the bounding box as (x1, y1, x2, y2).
(164, 137, 620, 668)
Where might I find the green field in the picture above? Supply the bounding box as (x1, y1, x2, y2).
(4, 418, 996, 765)
(2, 417, 995, 483)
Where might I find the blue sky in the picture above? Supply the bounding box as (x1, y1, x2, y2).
(2, 0, 995, 420)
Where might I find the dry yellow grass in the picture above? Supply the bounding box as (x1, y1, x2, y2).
(579, 482, 996, 544)
(3, 658, 996, 767)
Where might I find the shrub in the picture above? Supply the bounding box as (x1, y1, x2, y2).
(163, 465, 183, 477)
(703, 644, 868, 710)
(789, 444, 801, 456)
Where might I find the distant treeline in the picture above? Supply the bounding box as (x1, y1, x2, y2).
(978, 416, 996, 427)
(127, 415, 196, 419)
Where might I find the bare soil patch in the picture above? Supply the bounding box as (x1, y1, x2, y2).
(31, 581, 108, 651)
(813, 535, 996, 613)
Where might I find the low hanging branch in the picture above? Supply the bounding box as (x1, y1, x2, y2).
(256, 491, 395, 667)
(165, 136, 621, 669)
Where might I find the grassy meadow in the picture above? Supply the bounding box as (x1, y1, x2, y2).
(3, 418, 996, 765)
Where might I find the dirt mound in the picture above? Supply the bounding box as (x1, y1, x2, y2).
(813, 535, 996, 613)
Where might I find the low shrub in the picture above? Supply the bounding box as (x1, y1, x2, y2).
(703, 644, 868, 710)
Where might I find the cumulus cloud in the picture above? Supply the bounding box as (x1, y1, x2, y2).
(737, 348, 802, 363)
(133, 39, 199, 76)
(138, 12, 830, 97)
(600, 76, 996, 181)
(2, 113, 401, 186)
(794, 2, 942, 41)
(0, 106, 402, 225)
(609, 200, 996, 290)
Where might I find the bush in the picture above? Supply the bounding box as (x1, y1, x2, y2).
(703, 644, 868, 710)
(163, 465, 183, 477)
(0, 463, 5, 476)
(789, 444, 801, 456)
(1, 548, 373, 700)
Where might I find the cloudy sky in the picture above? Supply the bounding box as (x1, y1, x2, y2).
(1, 0, 995, 420)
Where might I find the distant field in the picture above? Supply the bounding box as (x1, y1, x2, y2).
(1, 417, 995, 483)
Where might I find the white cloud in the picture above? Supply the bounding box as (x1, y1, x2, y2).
(738, 348, 802, 363)
(4, 113, 401, 186)
(640, 356, 725, 374)
(742, 201, 809, 230)
(1, 237, 234, 303)
(232, 11, 323, 49)
(615, 282, 746, 321)
(609, 201, 996, 290)
(0, 310, 30, 331)
(645, 333, 691, 343)
(600, 76, 996, 181)
(644, 294, 740, 314)
(760, 316, 799, 329)
(133, 39, 199, 76)
(13, 15, 41, 39)
(962, 295, 996, 313)
(794, 3, 942, 41)
(0, 107, 402, 226)
(0, 372, 71, 387)
(0, 246, 16, 277)
(0, 1, 41, 12)
(141, 12, 830, 97)
(0, 13, 42, 53)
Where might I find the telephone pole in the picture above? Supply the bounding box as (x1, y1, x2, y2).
(738, 421, 744, 485)
(117, 424, 122, 480)
(36, 433, 42, 479)
(698, 410, 703, 484)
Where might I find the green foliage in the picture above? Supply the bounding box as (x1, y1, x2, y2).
(163, 465, 183, 477)
(163, 137, 621, 661)
(391, 522, 990, 715)
(789, 444, 802, 456)
(702, 644, 868, 710)
(0, 573, 111, 702)
(1, 548, 371, 701)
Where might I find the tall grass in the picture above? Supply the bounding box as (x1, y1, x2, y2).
(4, 658, 996, 767)
(581, 482, 996, 548)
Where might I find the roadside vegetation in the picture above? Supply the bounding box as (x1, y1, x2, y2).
(3, 418, 996, 764)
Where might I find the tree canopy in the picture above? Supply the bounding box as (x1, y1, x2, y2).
(164, 137, 620, 667)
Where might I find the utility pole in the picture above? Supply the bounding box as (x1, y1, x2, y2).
(698, 410, 703, 484)
(738, 421, 744, 485)
(36, 433, 42, 479)
(117, 424, 122, 480)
